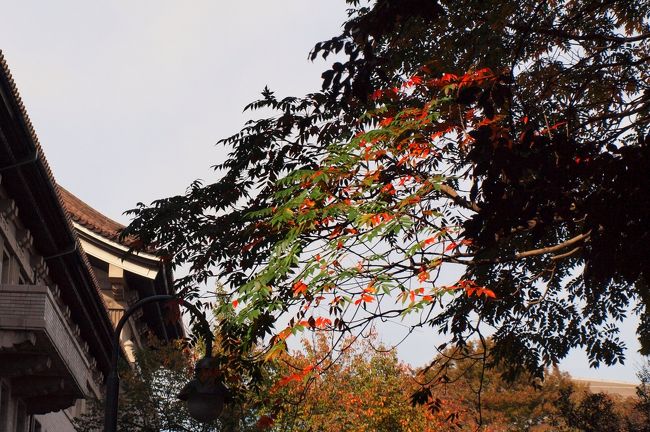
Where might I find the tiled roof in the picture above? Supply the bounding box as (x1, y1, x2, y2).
(0, 51, 107, 290)
(58, 186, 126, 243)
(0, 50, 116, 372)
(0, 53, 125, 247)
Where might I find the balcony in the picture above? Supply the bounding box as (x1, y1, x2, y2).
(0, 284, 93, 414)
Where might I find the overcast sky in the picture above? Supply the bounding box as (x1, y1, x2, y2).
(1, 0, 642, 382)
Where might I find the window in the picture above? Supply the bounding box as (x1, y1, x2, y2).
(15, 401, 26, 432)
(0, 382, 9, 432)
(30, 419, 40, 432)
(17, 270, 27, 286)
(1, 250, 9, 284)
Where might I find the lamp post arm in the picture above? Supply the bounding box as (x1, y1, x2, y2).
(104, 294, 213, 432)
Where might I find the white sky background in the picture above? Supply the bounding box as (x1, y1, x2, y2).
(0, 0, 643, 382)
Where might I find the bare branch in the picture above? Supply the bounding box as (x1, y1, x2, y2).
(515, 230, 591, 260)
(438, 184, 481, 212)
(551, 246, 582, 261)
(507, 24, 650, 43)
(468, 230, 591, 266)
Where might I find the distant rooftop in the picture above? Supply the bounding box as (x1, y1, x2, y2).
(58, 186, 125, 243)
(573, 378, 638, 398)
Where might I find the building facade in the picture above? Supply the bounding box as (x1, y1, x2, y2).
(59, 186, 184, 364)
(0, 52, 182, 432)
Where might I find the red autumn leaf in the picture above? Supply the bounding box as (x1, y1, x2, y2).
(422, 235, 438, 247)
(433, 72, 459, 86)
(328, 226, 342, 239)
(476, 287, 497, 299)
(299, 198, 316, 211)
(277, 327, 293, 341)
(445, 242, 458, 252)
(354, 294, 375, 305)
(314, 316, 332, 328)
(293, 280, 308, 296)
(277, 372, 304, 386)
(381, 183, 395, 195)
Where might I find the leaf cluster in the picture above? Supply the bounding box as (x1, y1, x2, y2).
(123, 0, 650, 396)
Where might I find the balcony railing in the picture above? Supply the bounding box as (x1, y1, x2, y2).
(0, 284, 91, 414)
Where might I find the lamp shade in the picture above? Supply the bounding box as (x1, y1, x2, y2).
(178, 358, 229, 423)
(181, 381, 225, 422)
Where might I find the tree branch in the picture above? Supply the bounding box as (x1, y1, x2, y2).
(515, 230, 591, 260)
(438, 184, 481, 212)
(551, 246, 582, 261)
(467, 230, 591, 266)
(507, 24, 650, 43)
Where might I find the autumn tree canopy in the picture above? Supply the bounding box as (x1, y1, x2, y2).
(266, 334, 588, 432)
(124, 0, 650, 393)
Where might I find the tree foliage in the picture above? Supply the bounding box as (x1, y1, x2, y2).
(264, 331, 436, 431)
(74, 334, 649, 431)
(262, 335, 645, 431)
(124, 0, 650, 401)
(626, 360, 650, 431)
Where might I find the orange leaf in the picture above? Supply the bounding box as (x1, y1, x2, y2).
(354, 294, 375, 305)
(422, 235, 438, 247)
(381, 183, 396, 195)
(277, 327, 292, 341)
(476, 288, 496, 299)
(314, 317, 332, 328)
(444, 242, 458, 252)
(277, 372, 303, 386)
(293, 281, 308, 296)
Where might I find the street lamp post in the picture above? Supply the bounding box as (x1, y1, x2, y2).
(103, 294, 226, 432)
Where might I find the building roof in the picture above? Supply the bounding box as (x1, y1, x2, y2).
(573, 378, 638, 398)
(0, 50, 184, 348)
(60, 187, 186, 340)
(0, 50, 115, 376)
(58, 186, 126, 244)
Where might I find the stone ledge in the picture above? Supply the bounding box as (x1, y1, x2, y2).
(0, 284, 95, 414)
